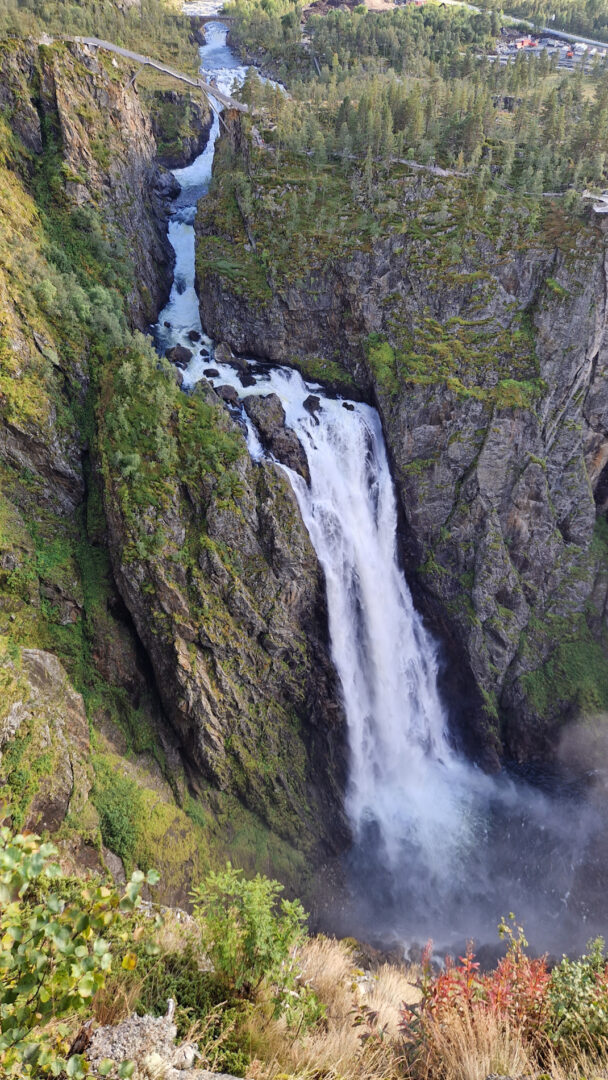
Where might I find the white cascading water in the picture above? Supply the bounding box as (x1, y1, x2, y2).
(154, 18, 608, 949)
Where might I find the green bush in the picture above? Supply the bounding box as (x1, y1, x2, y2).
(0, 827, 158, 1078)
(135, 944, 250, 1076)
(547, 937, 608, 1051)
(192, 863, 306, 997)
(91, 762, 143, 871)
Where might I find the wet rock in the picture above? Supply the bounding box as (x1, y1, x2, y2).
(154, 168, 180, 200)
(303, 395, 322, 422)
(215, 342, 248, 372)
(164, 321, 171, 329)
(203, 368, 220, 378)
(216, 384, 239, 405)
(166, 345, 193, 368)
(214, 342, 235, 365)
(243, 393, 310, 484)
(188, 329, 201, 342)
(238, 372, 257, 388)
(342, 401, 355, 411)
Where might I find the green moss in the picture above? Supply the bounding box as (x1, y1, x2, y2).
(520, 618, 608, 718)
(293, 354, 356, 391)
(365, 333, 398, 394)
(91, 758, 143, 871)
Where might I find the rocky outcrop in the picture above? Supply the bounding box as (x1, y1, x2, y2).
(196, 130, 608, 763)
(0, 646, 92, 833)
(142, 86, 213, 169)
(243, 393, 310, 482)
(100, 363, 348, 857)
(86, 1009, 242, 1079)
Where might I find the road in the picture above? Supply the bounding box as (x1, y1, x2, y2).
(67, 35, 248, 112)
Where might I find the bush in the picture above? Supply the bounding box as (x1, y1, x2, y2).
(0, 827, 158, 1078)
(91, 762, 143, 871)
(548, 937, 608, 1051)
(191, 863, 307, 997)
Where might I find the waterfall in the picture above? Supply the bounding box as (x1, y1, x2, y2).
(156, 20, 608, 951)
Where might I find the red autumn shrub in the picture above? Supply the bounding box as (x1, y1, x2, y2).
(401, 917, 550, 1048)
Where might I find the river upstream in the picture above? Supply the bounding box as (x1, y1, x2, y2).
(153, 16, 608, 954)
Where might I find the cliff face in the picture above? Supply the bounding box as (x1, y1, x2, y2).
(0, 38, 347, 897)
(196, 128, 608, 763)
(98, 360, 347, 857)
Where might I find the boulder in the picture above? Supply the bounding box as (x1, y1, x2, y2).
(165, 345, 193, 368)
(214, 342, 248, 372)
(86, 1010, 229, 1078)
(238, 372, 257, 388)
(243, 394, 310, 484)
(342, 401, 355, 411)
(188, 329, 201, 342)
(154, 169, 181, 200)
(303, 394, 322, 422)
(203, 368, 219, 378)
(216, 384, 239, 405)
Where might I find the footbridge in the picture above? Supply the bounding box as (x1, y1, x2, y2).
(67, 35, 248, 112)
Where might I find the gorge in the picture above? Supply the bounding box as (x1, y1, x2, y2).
(1, 0, 608, 964)
(150, 18, 608, 953)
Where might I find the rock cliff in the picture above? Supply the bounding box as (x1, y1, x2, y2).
(196, 123, 608, 764)
(0, 37, 347, 897)
(98, 361, 347, 856)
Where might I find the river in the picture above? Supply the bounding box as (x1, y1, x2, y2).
(153, 18, 608, 954)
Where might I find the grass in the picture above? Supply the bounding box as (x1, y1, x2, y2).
(245, 936, 419, 1080)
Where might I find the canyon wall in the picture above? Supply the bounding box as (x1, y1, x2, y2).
(196, 121, 608, 764)
(0, 39, 345, 902)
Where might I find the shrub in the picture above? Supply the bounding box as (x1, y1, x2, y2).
(91, 762, 143, 871)
(135, 944, 250, 1076)
(401, 917, 551, 1076)
(547, 937, 608, 1052)
(0, 827, 158, 1078)
(191, 863, 307, 997)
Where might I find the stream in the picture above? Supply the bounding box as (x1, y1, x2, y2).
(153, 17, 608, 953)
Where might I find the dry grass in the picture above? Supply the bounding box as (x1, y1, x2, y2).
(245, 936, 419, 1080)
(364, 963, 423, 1038)
(413, 1010, 534, 1080)
(93, 972, 145, 1028)
(410, 1011, 608, 1080)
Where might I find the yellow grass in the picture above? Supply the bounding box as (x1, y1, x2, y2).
(414, 1009, 534, 1080)
(245, 936, 420, 1080)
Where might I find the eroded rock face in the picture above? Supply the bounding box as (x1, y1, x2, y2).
(0, 648, 91, 833)
(144, 86, 213, 170)
(243, 393, 310, 483)
(197, 140, 608, 763)
(102, 383, 347, 855)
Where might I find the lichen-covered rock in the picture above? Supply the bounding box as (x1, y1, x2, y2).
(86, 1009, 242, 1078)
